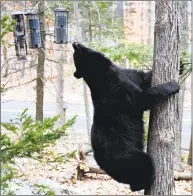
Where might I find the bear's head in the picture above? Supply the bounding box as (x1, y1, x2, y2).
(72, 42, 112, 81)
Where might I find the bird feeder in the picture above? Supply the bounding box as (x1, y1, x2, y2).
(25, 12, 42, 48)
(11, 11, 28, 60)
(54, 8, 69, 44)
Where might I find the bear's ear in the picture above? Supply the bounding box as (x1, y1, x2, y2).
(72, 42, 84, 54)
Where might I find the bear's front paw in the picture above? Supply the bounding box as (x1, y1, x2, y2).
(166, 81, 180, 94)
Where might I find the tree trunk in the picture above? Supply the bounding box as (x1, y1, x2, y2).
(187, 133, 192, 165)
(187, 0, 192, 167)
(174, 1, 188, 172)
(21, 61, 25, 78)
(30, 51, 37, 67)
(115, 1, 125, 67)
(83, 82, 92, 141)
(84, 8, 92, 139)
(73, 1, 83, 42)
(85, 2, 92, 140)
(174, 81, 185, 171)
(74, 1, 91, 142)
(88, 3, 92, 42)
(147, 1, 152, 45)
(36, 0, 45, 122)
(115, 1, 124, 27)
(140, 1, 144, 44)
(3, 47, 9, 77)
(145, 1, 181, 195)
(187, 57, 192, 165)
(56, 44, 66, 126)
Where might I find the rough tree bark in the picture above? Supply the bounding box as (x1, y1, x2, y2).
(145, 1, 182, 195)
(187, 133, 192, 165)
(56, 44, 66, 126)
(115, 1, 124, 27)
(85, 2, 92, 138)
(174, 1, 188, 172)
(3, 46, 9, 77)
(36, 0, 45, 122)
(140, 1, 144, 44)
(147, 1, 152, 45)
(83, 83, 92, 139)
(187, 0, 192, 167)
(74, 1, 91, 142)
(115, 1, 125, 67)
(88, 3, 92, 42)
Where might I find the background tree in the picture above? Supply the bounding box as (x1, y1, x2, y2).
(140, 1, 144, 44)
(187, 134, 192, 165)
(145, 1, 182, 195)
(115, 1, 124, 27)
(36, 0, 45, 122)
(73, 1, 92, 142)
(147, 1, 152, 45)
(187, 0, 192, 167)
(174, 1, 189, 172)
(55, 44, 66, 126)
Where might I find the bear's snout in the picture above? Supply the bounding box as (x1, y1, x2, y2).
(72, 42, 78, 48)
(74, 71, 82, 79)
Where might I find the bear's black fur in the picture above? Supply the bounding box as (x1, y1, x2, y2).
(72, 42, 180, 191)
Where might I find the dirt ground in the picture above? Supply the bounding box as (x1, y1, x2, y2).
(8, 130, 192, 195)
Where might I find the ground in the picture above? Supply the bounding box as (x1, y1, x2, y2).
(8, 135, 193, 195)
(2, 127, 192, 195)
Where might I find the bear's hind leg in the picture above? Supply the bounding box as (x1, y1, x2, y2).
(128, 151, 155, 191)
(103, 150, 155, 191)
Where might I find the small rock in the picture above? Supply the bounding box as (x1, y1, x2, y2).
(33, 178, 84, 195)
(61, 168, 74, 179)
(2, 179, 33, 195)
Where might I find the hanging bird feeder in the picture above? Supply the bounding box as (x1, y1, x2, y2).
(11, 11, 28, 60)
(54, 8, 69, 44)
(25, 12, 42, 48)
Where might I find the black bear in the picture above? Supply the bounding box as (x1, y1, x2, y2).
(72, 42, 180, 191)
